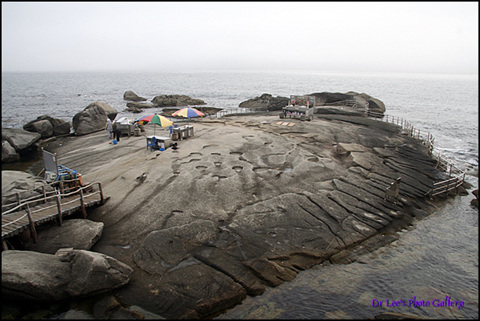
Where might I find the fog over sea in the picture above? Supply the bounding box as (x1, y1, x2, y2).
(1, 70, 478, 319)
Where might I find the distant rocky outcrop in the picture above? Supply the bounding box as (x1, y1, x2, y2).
(1, 128, 41, 163)
(1, 170, 54, 206)
(239, 93, 289, 111)
(23, 115, 71, 138)
(125, 101, 156, 113)
(72, 101, 117, 136)
(151, 95, 206, 107)
(25, 219, 104, 254)
(310, 91, 386, 113)
(123, 90, 147, 102)
(2, 249, 133, 302)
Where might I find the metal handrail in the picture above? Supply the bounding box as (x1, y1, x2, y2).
(214, 108, 254, 118)
(363, 111, 466, 199)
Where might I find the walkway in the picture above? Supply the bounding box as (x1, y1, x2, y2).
(2, 181, 105, 249)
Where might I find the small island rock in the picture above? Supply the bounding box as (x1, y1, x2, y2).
(123, 90, 147, 102)
(239, 93, 289, 111)
(151, 94, 206, 107)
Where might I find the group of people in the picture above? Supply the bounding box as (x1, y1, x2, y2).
(106, 118, 121, 142)
(106, 118, 179, 151)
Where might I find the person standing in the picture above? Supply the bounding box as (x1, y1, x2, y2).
(106, 118, 113, 139)
(113, 122, 121, 142)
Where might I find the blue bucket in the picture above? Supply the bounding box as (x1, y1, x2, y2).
(112, 140, 118, 145)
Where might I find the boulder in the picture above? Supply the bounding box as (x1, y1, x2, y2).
(1, 127, 41, 162)
(53, 121, 71, 136)
(25, 219, 104, 254)
(352, 92, 386, 113)
(1, 170, 54, 206)
(123, 90, 147, 102)
(238, 93, 289, 111)
(23, 115, 71, 138)
(25, 119, 53, 138)
(124, 106, 143, 113)
(126, 101, 155, 109)
(310, 92, 353, 105)
(151, 95, 206, 107)
(1, 249, 133, 302)
(2, 140, 20, 163)
(309, 91, 386, 113)
(2, 127, 41, 151)
(72, 101, 117, 136)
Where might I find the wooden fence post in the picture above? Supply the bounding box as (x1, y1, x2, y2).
(26, 204, 38, 244)
(79, 188, 87, 219)
(98, 183, 105, 204)
(56, 194, 63, 226)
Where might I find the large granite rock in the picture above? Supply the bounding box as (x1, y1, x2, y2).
(151, 94, 206, 107)
(125, 101, 156, 113)
(1, 128, 41, 163)
(23, 115, 71, 138)
(72, 101, 117, 136)
(2, 140, 20, 163)
(2, 249, 133, 302)
(123, 90, 147, 102)
(310, 91, 386, 113)
(25, 219, 104, 254)
(40, 114, 450, 318)
(239, 93, 289, 111)
(1, 170, 54, 206)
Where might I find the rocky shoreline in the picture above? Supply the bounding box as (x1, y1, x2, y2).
(2, 107, 470, 319)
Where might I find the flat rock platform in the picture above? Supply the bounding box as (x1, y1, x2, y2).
(38, 113, 447, 318)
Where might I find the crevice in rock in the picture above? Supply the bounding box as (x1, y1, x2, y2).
(327, 194, 381, 232)
(296, 203, 347, 247)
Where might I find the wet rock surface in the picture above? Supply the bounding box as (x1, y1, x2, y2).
(22, 113, 447, 318)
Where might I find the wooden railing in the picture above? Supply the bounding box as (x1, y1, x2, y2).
(2, 181, 104, 232)
(2, 178, 92, 211)
(363, 111, 466, 199)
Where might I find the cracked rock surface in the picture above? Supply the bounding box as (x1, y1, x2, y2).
(40, 114, 448, 318)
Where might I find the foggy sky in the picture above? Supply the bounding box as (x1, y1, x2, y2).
(1, 1, 478, 74)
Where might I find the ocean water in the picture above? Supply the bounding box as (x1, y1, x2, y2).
(1, 70, 478, 319)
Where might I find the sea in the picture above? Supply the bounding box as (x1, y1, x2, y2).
(1, 70, 478, 319)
